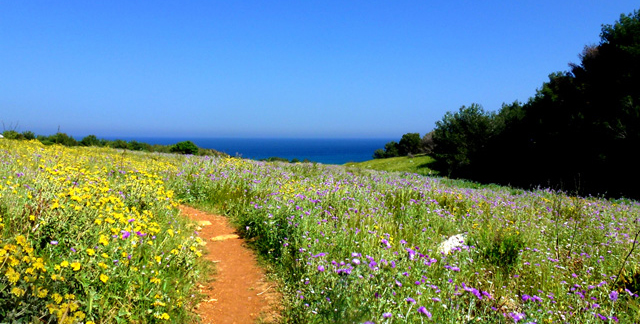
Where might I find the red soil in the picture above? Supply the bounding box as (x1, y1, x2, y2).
(180, 205, 280, 324)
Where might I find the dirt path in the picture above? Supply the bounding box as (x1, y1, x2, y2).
(180, 205, 280, 324)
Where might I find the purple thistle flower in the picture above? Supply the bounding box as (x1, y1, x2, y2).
(382, 312, 392, 318)
(121, 230, 131, 239)
(417, 306, 432, 318)
(405, 297, 416, 304)
(317, 265, 325, 272)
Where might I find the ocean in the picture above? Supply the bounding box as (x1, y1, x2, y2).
(105, 137, 394, 165)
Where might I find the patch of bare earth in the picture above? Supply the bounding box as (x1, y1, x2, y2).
(180, 205, 280, 324)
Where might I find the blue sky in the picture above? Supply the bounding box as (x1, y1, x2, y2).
(1, 1, 638, 139)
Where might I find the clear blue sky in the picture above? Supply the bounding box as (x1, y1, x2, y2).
(1, 1, 638, 139)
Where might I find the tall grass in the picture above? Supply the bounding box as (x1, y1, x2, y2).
(0, 140, 205, 323)
(171, 156, 640, 323)
(3, 139, 639, 323)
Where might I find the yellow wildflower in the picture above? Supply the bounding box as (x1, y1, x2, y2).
(99, 235, 109, 246)
(52, 293, 63, 304)
(11, 287, 25, 297)
(5, 267, 20, 283)
(100, 274, 108, 283)
(37, 288, 48, 298)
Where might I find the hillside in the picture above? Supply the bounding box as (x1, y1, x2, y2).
(2, 139, 640, 323)
(344, 154, 438, 177)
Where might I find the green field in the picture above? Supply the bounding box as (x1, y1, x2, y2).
(3, 139, 640, 323)
(345, 154, 438, 177)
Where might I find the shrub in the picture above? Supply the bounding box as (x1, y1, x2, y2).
(170, 141, 199, 155)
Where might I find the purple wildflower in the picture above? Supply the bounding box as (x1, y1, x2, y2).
(509, 312, 526, 323)
(609, 290, 619, 302)
(317, 265, 325, 272)
(417, 307, 432, 318)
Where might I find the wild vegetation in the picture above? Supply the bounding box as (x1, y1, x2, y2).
(2, 138, 640, 323)
(0, 140, 205, 323)
(171, 147, 640, 323)
(345, 154, 437, 177)
(3, 7, 640, 324)
(0, 129, 225, 158)
(428, 10, 640, 199)
(375, 10, 640, 200)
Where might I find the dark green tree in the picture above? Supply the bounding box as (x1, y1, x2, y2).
(170, 141, 199, 155)
(432, 104, 498, 178)
(80, 135, 102, 147)
(372, 149, 386, 159)
(2, 130, 21, 139)
(49, 133, 77, 146)
(21, 131, 35, 140)
(110, 139, 129, 149)
(383, 141, 399, 158)
(397, 133, 421, 156)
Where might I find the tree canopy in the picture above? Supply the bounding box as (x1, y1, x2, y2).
(430, 9, 640, 198)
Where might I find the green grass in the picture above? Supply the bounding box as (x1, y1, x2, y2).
(5, 140, 640, 323)
(344, 154, 438, 176)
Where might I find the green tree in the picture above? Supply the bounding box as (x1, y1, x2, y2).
(110, 139, 129, 149)
(372, 149, 386, 159)
(170, 141, 199, 155)
(2, 130, 22, 140)
(432, 104, 497, 178)
(49, 133, 77, 146)
(80, 135, 102, 147)
(383, 141, 399, 158)
(21, 131, 35, 140)
(397, 133, 421, 156)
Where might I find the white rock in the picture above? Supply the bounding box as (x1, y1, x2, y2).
(438, 233, 466, 255)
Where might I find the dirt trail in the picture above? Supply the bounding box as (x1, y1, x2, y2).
(180, 205, 280, 324)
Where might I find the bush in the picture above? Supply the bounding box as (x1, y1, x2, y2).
(170, 141, 199, 155)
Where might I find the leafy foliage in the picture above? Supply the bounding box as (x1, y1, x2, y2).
(170, 141, 199, 155)
(432, 104, 498, 178)
(430, 9, 640, 199)
(397, 133, 421, 156)
(374, 133, 428, 159)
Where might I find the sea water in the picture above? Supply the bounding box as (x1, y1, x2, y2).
(105, 137, 394, 165)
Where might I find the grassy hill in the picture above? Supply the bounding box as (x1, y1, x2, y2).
(3, 139, 640, 323)
(344, 154, 438, 176)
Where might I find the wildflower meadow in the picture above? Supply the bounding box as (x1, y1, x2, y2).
(0, 140, 205, 323)
(2, 139, 640, 323)
(171, 153, 640, 323)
